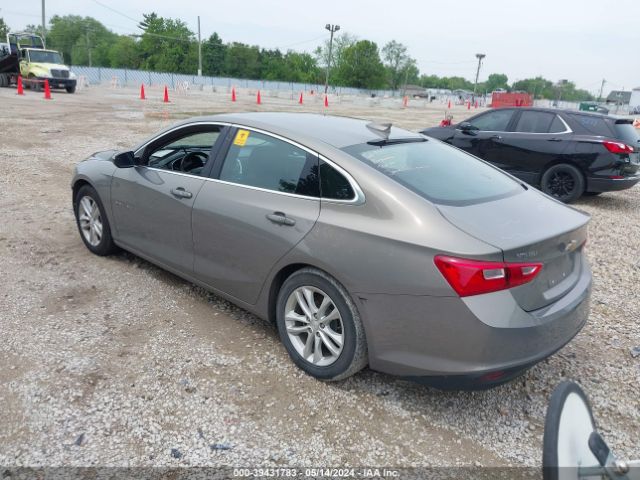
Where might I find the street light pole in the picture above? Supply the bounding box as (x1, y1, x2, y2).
(473, 53, 485, 98)
(41, 0, 46, 46)
(324, 23, 340, 95)
(197, 16, 202, 77)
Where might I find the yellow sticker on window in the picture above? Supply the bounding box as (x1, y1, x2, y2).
(233, 129, 250, 146)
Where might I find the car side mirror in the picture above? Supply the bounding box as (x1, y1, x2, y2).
(113, 151, 136, 168)
(458, 122, 479, 132)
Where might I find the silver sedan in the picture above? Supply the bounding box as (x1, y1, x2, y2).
(71, 113, 591, 389)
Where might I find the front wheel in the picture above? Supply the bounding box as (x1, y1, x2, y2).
(542, 381, 600, 480)
(66, 85, 76, 93)
(74, 185, 118, 256)
(276, 268, 368, 381)
(541, 164, 585, 203)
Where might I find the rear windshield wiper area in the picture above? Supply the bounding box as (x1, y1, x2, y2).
(367, 137, 428, 147)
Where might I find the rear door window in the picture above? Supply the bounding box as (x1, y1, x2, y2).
(469, 109, 515, 131)
(514, 111, 557, 133)
(343, 140, 520, 206)
(219, 130, 319, 197)
(568, 114, 614, 136)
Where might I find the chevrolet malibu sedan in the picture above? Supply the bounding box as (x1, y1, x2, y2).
(72, 113, 592, 389)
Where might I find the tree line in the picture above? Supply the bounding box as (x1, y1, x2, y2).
(1, 14, 594, 100)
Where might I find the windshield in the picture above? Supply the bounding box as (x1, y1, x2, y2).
(28, 50, 63, 64)
(613, 123, 640, 146)
(343, 139, 522, 206)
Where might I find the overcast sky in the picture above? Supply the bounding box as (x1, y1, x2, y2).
(2, 0, 638, 94)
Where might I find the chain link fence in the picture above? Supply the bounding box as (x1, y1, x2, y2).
(70, 65, 397, 97)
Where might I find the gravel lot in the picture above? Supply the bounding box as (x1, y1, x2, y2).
(0, 85, 638, 470)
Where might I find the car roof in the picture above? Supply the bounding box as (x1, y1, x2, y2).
(172, 112, 424, 149)
(490, 106, 615, 119)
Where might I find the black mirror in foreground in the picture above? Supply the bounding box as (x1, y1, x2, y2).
(458, 122, 478, 132)
(542, 380, 639, 480)
(113, 151, 136, 168)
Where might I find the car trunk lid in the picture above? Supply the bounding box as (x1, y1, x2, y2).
(436, 189, 590, 311)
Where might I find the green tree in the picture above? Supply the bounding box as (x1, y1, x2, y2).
(381, 40, 415, 90)
(283, 51, 321, 83)
(259, 48, 287, 80)
(108, 35, 140, 68)
(201, 32, 226, 75)
(137, 12, 197, 73)
(314, 32, 357, 84)
(483, 73, 509, 93)
(0, 18, 9, 39)
(334, 40, 386, 89)
(47, 15, 114, 66)
(224, 42, 260, 79)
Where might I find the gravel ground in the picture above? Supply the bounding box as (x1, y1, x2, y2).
(0, 85, 638, 469)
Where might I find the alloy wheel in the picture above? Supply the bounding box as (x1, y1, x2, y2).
(547, 171, 576, 199)
(78, 196, 103, 247)
(284, 286, 344, 366)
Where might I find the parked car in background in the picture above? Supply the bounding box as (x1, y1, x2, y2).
(72, 113, 592, 389)
(422, 108, 640, 202)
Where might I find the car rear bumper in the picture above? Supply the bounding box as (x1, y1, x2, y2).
(355, 258, 591, 385)
(586, 175, 640, 192)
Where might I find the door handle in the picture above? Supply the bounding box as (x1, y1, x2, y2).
(548, 138, 563, 142)
(490, 135, 503, 141)
(266, 212, 296, 226)
(171, 187, 193, 199)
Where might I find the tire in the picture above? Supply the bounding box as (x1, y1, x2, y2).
(542, 381, 599, 480)
(276, 268, 368, 381)
(74, 185, 118, 256)
(66, 85, 76, 94)
(540, 164, 585, 203)
(29, 75, 40, 92)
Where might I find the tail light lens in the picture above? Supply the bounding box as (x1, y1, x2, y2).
(603, 140, 634, 154)
(434, 255, 543, 297)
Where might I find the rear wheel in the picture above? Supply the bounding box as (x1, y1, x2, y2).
(74, 185, 118, 256)
(276, 268, 367, 381)
(541, 164, 584, 203)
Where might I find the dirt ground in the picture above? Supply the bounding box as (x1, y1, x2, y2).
(0, 84, 638, 469)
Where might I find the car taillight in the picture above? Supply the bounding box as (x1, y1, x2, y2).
(603, 140, 634, 154)
(434, 255, 543, 297)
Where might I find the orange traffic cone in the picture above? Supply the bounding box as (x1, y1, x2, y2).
(256, 90, 261, 105)
(467, 101, 471, 110)
(16, 75, 24, 95)
(231, 87, 236, 102)
(474, 100, 478, 108)
(43, 79, 51, 100)
(299, 92, 303, 104)
(324, 95, 329, 107)
(403, 95, 408, 108)
(140, 83, 146, 100)
(447, 100, 451, 109)
(163, 85, 170, 103)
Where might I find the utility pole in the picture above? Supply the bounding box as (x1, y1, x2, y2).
(598, 79, 606, 103)
(324, 24, 340, 95)
(85, 29, 92, 67)
(473, 53, 485, 99)
(41, 0, 46, 46)
(197, 16, 202, 77)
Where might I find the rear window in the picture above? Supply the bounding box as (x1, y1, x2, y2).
(343, 140, 521, 206)
(568, 114, 613, 136)
(613, 123, 640, 146)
